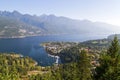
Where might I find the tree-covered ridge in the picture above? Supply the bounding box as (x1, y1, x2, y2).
(30, 50, 92, 80)
(41, 39, 109, 64)
(31, 36, 120, 80)
(42, 39, 110, 56)
(94, 36, 120, 80)
(1, 37, 120, 80)
(0, 53, 50, 80)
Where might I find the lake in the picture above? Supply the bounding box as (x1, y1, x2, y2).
(0, 34, 107, 66)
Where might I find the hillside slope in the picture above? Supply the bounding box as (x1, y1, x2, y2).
(0, 10, 119, 37)
(0, 16, 43, 38)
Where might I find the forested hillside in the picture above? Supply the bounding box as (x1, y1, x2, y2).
(30, 36, 120, 80)
(0, 53, 50, 80)
(0, 37, 120, 80)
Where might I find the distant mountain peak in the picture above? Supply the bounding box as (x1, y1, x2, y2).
(48, 14, 56, 17)
(0, 10, 119, 37)
(12, 10, 21, 14)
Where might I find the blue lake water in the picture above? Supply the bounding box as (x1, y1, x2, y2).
(0, 34, 107, 66)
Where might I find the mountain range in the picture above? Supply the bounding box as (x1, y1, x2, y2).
(0, 10, 119, 38)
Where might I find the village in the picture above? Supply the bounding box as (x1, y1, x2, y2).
(41, 42, 78, 54)
(41, 41, 102, 67)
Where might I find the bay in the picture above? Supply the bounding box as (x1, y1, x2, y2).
(0, 34, 107, 66)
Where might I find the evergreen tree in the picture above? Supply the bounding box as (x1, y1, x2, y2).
(95, 36, 120, 80)
(77, 50, 92, 80)
(107, 36, 119, 58)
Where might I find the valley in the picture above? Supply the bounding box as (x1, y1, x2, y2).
(0, 0, 120, 80)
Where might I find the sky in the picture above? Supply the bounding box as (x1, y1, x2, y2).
(0, 0, 120, 26)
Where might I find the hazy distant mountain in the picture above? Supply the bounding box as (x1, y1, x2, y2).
(108, 34, 120, 39)
(0, 16, 43, 38)
(0, 10, 119, 38)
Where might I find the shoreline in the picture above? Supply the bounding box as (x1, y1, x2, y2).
(0, 33, 71, 39)
(48, 54, 60, 64)
(0, 35, 43, 39)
